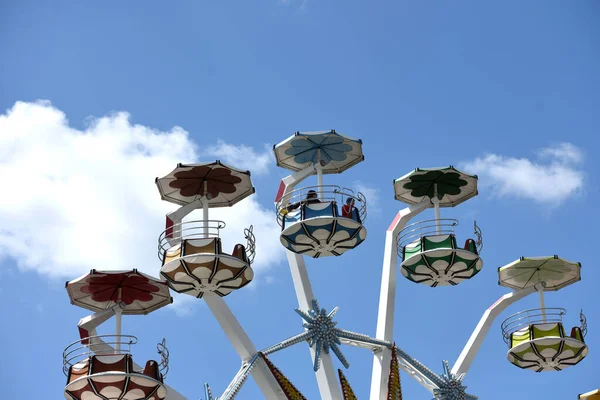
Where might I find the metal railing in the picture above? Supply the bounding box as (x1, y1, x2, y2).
(158, 219, 226, 261)
(275, 185, 367, 226)
(157, 338, 170, 378)
(473, 220, 483, 253)
(63, 334, 138, 376)
(397, 218, 458, 257)
(580, 310, 588, 338)
(63, 335, 171, 378)
(501, 308, 566, 344)
(244, 225, 256, 264)
(396, 218, 484, 258)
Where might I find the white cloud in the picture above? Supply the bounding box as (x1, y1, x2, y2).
(0, 100, 285, 314)
(353, 181, 381, 217)
(203, 140, 273, 176)
(461, 143, 584, 206)
(538, 142, 584, 165)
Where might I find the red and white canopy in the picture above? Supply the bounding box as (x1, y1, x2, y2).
(156, 161, 255, 207)
(66, 269, 173, 315)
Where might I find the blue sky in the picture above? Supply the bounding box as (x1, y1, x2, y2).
(1, 1, 598, 399)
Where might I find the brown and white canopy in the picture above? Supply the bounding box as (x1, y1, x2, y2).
(156, 161, 255, 207)
(66, 269, 173, 315)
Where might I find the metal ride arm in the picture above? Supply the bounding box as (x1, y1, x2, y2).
(287, 251, 343, 400)
(164, 199, 204, 244)
(342, 339, 440, 394)
(203, 293, 287, 399)
(370, 199, 431, 400)
(76, 307, 189, 400)
(451, 283, 543, 376)
(276, 165, 342, 398)
(274, 164, 318, 205)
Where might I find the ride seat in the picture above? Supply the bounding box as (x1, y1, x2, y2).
(140, 360, 163, 382)
(510, 327, 531, 348)
(571, 326, 585, 342)
(303, 201, 336, 219)
(231, 244, 248, 262)
(182, 238, 221, 256)
(463, 238, 478, 254)
(67, 360, 89, 384)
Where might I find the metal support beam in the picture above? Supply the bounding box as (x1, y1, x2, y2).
(369, 199, 431, 400)
(203, 293, 286, 399)
(287, 251, 343, 400)
(451, 283, 543, 376)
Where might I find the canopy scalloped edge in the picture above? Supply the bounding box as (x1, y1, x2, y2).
(155, 160, 256, 207)
(273, 129, 365, 174)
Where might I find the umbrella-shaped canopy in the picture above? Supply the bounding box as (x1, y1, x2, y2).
(273, 130, 364, 174)
(393, 166, 478, 207)
(66, 269, 173, 315)
(498, 256, 581, 292)
(579, 389, 600, 400)
(156, 161, 255, 207)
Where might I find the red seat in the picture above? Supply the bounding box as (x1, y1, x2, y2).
(570, 326, 584, 342)
(463, 239, 478, 254)
(142, 360, 162, 382)
(231, 244, 247, 262)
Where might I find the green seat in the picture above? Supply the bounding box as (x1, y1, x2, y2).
(510, 322, 585, 349)
(403, 234, 456, 260)
(403, 240, 422, 260)
(510, 327, 531, 348)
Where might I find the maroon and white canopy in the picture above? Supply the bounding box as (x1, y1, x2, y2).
(156, 161, 255, 207)
(66, 269, 173, 315)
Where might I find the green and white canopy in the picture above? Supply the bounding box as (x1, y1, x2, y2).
(393, 166, 478, 207)
(498, 255, 581, 292)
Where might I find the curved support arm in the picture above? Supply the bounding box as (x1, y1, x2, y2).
(370, 199, 432, 400)
(451, 283, 543, 376)
(203, 293, 287, 400)
(274, 164, 318, 205)
(77, 303, 123, 343)
(165, 199, 204, 242)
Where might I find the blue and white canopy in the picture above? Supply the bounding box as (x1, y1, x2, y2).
(273, 130, 364, 174)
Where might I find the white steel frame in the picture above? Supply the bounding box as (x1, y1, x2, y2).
(369, 199, 431, 400)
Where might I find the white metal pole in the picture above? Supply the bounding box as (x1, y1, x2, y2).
(287, 251, 342, 400)
(369, 200, 431, 400)
(433, 184, 441, 234)
(538, 286, 546, 323)
(203, 197, 209, 237)
(451, 283, 542, 376)
(316, 164, 324, 201)
(115, 287, 122, 354)
(203, 293, 286, 399)
(115, 308, 122, 353)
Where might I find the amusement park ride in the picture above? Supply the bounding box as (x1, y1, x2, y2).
(61, 130, 589, 400)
